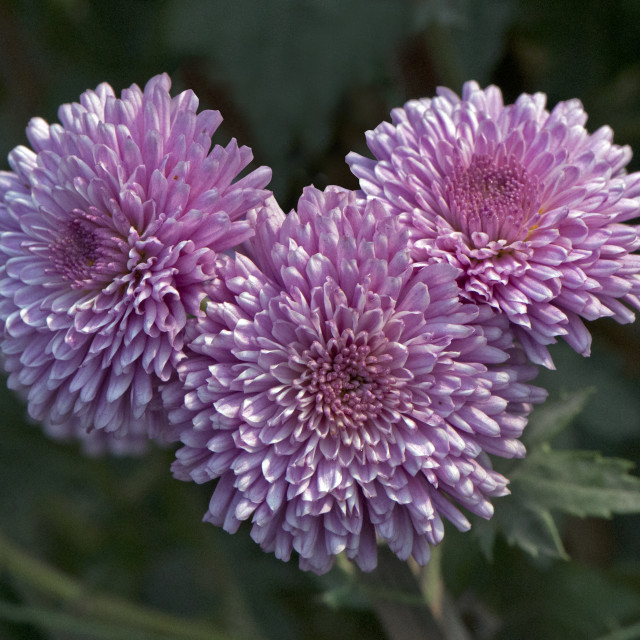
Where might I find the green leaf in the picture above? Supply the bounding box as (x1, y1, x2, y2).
(522, 388, 595, 447)
(476, 388, 640, 560)
(476, 386, 640, 561)
(511, 447, 640, 519)
(474, 493, 568, 561)
(500, 501, 568, 560)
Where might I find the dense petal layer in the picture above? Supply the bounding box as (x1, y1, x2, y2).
(347, 81, 640, 367)
(0, 74, 271, 453)
(167, 186, 545, 573)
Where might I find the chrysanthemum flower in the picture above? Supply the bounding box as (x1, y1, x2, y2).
(347, 81, 640, 367)
(166, 186, 545, 573)
(0, 74, 271, 452)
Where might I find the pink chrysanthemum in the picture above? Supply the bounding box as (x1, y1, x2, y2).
(347, 81, 640, 367)
(165, 186, 545, 573)
(0, 74, 271, 452)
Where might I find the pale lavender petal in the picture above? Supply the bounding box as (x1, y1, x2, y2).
(0, 73, 272, 454)
(167, 186, 545, 574)
(347, 81, 640, 367)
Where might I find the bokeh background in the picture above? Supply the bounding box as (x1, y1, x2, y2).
(1, 1, 640, 638)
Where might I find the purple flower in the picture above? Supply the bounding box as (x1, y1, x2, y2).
(166, 186, 545, 573)
(0, 74, 271, 452)
(347, 81, 640, 367)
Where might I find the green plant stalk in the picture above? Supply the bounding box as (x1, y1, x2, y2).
(352, 543, 475, 640)
(417, 544, 443, 613)
(358, 545, 446, 640)
(0, 529, 233, 640)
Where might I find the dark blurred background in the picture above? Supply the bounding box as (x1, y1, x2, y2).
(2, 1, 640, 638)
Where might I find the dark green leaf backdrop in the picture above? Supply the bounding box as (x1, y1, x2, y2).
(1, 1, 640, 638)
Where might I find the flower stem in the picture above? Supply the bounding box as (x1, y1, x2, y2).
(359, 545, 446, 640)
(0, 529, 233, 640)
(357, 544, 475, 640)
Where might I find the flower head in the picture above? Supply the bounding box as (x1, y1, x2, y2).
(347, 81, 640, 367)
(167, 186, 545, 573)
(0, 74, 271, 452)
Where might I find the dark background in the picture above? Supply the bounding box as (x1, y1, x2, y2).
(1, 1, 640, 638)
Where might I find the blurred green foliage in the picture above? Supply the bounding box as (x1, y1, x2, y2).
(2, 0, 640, 638)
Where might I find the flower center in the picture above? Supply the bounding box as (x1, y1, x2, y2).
(296, 329, 391, 435)
(48, 215, 109, 289)
(445, 154, 539, 242)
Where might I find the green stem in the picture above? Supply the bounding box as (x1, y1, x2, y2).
(0, 529, 233, 640)
(358, 545, 446, 640)
(353, 544, 474, 640)
(414, 547, 473, 640)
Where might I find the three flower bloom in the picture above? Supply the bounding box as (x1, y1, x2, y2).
(0, 75, 638, 572)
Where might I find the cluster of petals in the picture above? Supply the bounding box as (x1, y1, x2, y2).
(166, 186, 545, 573)
(347, 81, 640, 367)
(7, 73, 635, 574)
(0, 74, 271, 452)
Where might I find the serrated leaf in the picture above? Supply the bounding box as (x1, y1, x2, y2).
(512, 447, 640, 519)
(474, 493, 568, 561)
(522, 388, 594, 447)
(500, 501, 568, 560)
(476, 424, 640, 560)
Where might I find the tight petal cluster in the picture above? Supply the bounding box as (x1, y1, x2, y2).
(167, 186, 545, 573)
(0, 74, 271, 451)
(347, 81, 640, 367)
